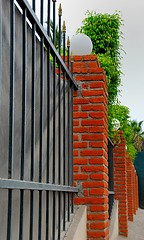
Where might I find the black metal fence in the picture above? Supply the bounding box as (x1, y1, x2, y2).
(108, 138, 114, 219)
(0, 0, 78, 239)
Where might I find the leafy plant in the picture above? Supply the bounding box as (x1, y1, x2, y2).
(77, 10, 124, 104)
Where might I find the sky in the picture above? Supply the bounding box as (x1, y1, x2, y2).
(54, 0, 144, 126)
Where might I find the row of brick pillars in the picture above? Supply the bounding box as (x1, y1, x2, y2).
(113, 132, 139, 237)
(71, 54, 139, 239)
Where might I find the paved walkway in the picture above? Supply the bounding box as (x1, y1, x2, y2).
(117, 208, 144, 240)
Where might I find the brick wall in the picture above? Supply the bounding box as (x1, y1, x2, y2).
(113, 132, 128, 237)
(113, 132, 139, 237)
(126, 153, 134, 221)
(72, 55, 109, 239)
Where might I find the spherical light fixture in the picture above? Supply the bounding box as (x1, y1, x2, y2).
(112, 118, 120, 131)
(70, 33, 93, 55)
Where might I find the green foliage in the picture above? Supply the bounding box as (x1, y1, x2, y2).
(77, 11, 124, 104)
(108, 104, 140, 160)
(77, 10, 144, 160)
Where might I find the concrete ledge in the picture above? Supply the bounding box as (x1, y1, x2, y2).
(110, 200, 119, 240)
(64, 206, 87, 240)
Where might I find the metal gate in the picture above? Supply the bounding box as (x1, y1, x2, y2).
(0, 0, 78, 239)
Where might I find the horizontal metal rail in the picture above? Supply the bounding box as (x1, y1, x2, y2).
(16, 0, 78, 89)
(109, 191, 115, 195)
(0, 178, 78, 193)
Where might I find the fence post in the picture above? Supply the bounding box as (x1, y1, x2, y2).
(126, 153, 134, 221)
(113, 132, 128, 237)
(72, 55, 109, 239)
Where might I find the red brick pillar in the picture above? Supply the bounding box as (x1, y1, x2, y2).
(73, 55, 109, 239)
(134, 171, 138, 213)
(113, 132, 128, 237)
(126, 154, 134, 221)
(136, 174, 139, 209)
(132, 166, 136, 215)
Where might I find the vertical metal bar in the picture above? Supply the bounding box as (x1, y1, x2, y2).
(7, 2, 15, 239)
(0, 0, 2, 89)
(39, 36, 44, 184)
(62, 20, 66, 231)
(38, 191, 42, 240)
(40, 0, 44, 25)
(29, 191, 34, 240)
(52, 0, 56, 46)
(46, 2, 51, 238)
(52, 192, 56, 240)
(58, 5, 62, 239)
(38, 35, 44, 240)
(47, 0, 51, 36)
(19, 190, 24, 240)
(67, 37, 71, 222)
(46, 191, 49, 240)
(7, 190, 12, 240)
(8, 0, 15, 181)
(21, 7, 27, 183)
(52, 1, 56, 239)
(58, 4, 62, 55)
(70, 57, 74, 214)
(29, 21, 36, 240)
(19, 7, 27, 240)
(32, 0, 36, 12)
(31, 23, 36, 182)
(58, 192, 61, 240)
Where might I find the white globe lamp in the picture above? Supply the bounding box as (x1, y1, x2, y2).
(70, 33, 93, 55)
(112, 118, 120, 131)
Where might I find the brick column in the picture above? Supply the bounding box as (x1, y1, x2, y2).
(126, 154, 134, 221)
(113, 132, 128, 237)
(73, 55, 109, 239)
(136, 174, 139, 209)
(132, 166, 136, 215)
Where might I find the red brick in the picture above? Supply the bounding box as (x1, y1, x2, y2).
(73, 68, 89, 74)
(74, 142, 88, 148)
(73, 98, 89, 105)
(73, 134, 78, 141)
(73, 112, 88, 119)
(74, 158, 88, 165)
(73, 150, 78, 156)
(83, 55, 97, 61)
(81, 104, 105, 112)
(87, 61, 99, 68)
(90, 221, 109, 230)
(90, 173, 108, 181)
(82, 83, 88, 89)
(74, 62, 87, 68)
(90, 205, 108, 212)
(73, 126, 89, 133)
(73, 120, 79, 126)
(81, 119, 104, 126)
(88, 213, 109, 221)
(82, 90, 104, 97)
(74, 174, 88, 180)
(90, 81, 106, 89)
(89, 112, 105, 118)
(75, 75, 104, 81)
(82, 181, 108, 188)
(82, 134, 105, 141)
(73, 56, 83, 61)
(90, 188, 108, 196)
(73, 105, 79, 111)
(80, 149, 104, 156)
(73, 166, 79, 172)
(81, 166, 108, 173)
